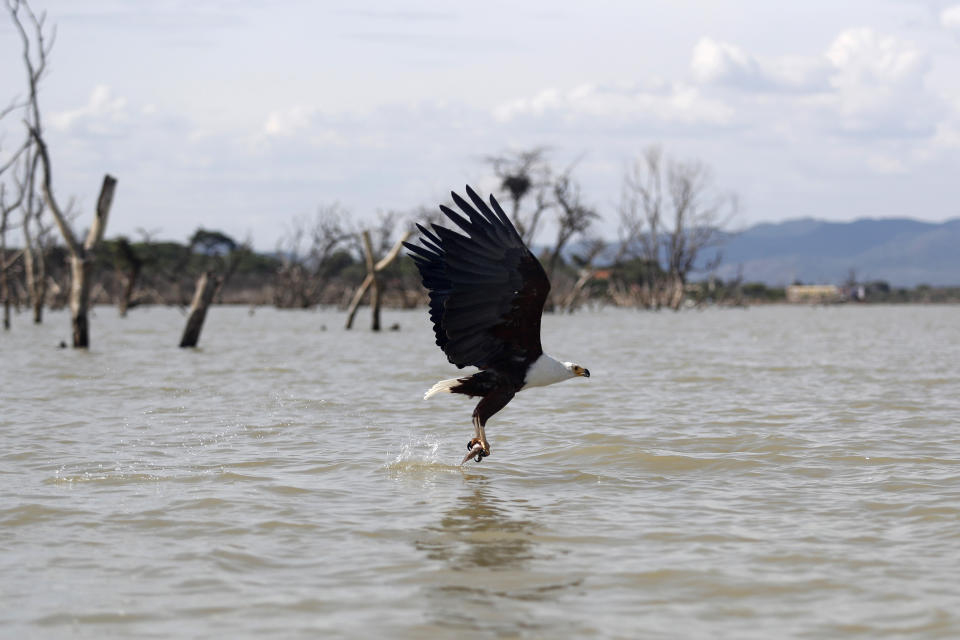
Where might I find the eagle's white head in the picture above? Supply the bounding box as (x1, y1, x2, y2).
(522, 354, 591, 390)
(563, 362, 591, 378)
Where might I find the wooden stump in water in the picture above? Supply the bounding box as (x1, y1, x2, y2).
(344, 229, 411, 331)
(116, 238, 143, 317)
(68, 175, 118, 348)
(179, 271, 221, 348)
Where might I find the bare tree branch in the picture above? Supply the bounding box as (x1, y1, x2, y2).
(29, 127, 79, 254)
(274, 204, 350, 308)
(0, 136, 31, 177)
(545, 165, 599, 278)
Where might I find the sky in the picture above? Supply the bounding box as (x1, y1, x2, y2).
(2, 0, 960, 250)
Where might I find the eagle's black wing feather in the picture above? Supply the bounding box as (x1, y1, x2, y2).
(403, 185, 550, 372)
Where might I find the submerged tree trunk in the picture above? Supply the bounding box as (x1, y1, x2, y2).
(1, 253, 12, 331)
(116, 238, 143, 317)
(68, 254, 91, 346)
(344, 229, 411, 330)
(362, 231, 381, 331)
(667, 273, 686, 311)
(1, 220, 9, 331)
(118, 266, 139, 317)
(562, 268, 596, 313)
(344, 271, 373, 330)
(24, 244, 46, 324)
(179, 271, 220, 348)
(65, 176, 117, 348)
(2, 185, 25, 331)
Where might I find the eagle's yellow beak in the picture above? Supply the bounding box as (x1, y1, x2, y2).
(576, 367, 590, 378)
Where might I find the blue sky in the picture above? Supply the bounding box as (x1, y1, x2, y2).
(2, 0, 960, 249)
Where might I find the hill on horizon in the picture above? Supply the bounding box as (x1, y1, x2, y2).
(710, 217, 960, 287)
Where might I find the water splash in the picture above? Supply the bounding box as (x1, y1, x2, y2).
(384, 436, 462, 472)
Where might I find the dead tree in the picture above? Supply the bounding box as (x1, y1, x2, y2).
(32, 128, 116, 345)
(274, 205, 348, 308)
(485, 147, 552, 245)
(619, 148, 666, 309)
(179, 270, 220, 348)
(344, 229, 411, 330)
(14, 0, 118, 345)
(35, 165, 117, 346)
(663, 157, 735, 309)
(618, 146, 735, 310)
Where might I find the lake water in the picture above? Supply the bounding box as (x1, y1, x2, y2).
(1, 304, 959, 638)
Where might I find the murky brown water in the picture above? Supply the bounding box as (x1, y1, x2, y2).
(2, 304, 959, 638)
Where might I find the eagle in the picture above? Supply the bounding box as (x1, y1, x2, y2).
(404, 186, 590, 465)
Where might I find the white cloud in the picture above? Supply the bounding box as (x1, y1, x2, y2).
(690, 29, 928, 102)
(690, 37, 830, 92)
(497, 28, 939, 141)
(50, 85, 130, 134)
(690, 38, 765, 88)
(263, 105, 317, 137)
(687, 29, 936, 137)
(825, 28, 926, 85)
(821, 28, 933, 136)
(493, 82, 734, 129)
(942, 5, 960, 30)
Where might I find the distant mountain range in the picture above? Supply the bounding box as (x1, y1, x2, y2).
(710, 217, 960, 287)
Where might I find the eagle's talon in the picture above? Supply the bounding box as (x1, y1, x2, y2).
(460, 442, 487, 465)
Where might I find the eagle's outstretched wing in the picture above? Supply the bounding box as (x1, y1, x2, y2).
(403, 186, 550, 371)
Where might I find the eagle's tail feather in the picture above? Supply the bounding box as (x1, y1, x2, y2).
(424, 378, 462, 399)
(424, 371, 498, 399)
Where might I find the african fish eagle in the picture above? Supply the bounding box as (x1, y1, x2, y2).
(404, 186, 590, 465)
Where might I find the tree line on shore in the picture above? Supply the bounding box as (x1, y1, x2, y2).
(3, 215, 954, 320)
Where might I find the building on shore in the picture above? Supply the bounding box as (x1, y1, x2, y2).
(786, 284, 842, 304)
